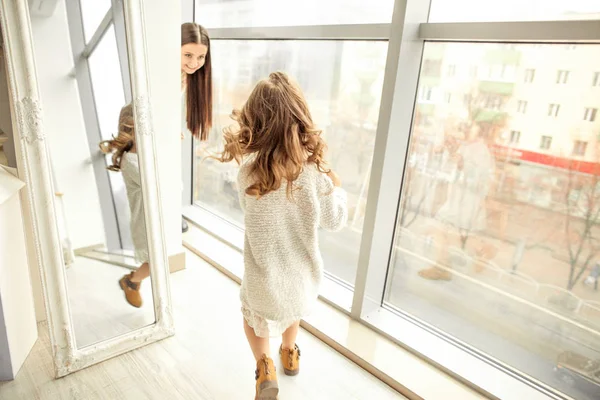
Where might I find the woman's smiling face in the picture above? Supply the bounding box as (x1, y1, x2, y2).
(181, 43, 208, 75)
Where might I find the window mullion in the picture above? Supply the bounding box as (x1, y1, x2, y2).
(351, 0, 432, 319)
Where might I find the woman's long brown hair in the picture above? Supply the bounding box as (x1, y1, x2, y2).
(218, 72, 328, 198)
(99, 104, 134, 171)
(182, 23, 213, 140)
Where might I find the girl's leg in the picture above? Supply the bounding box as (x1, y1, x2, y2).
(130, 262, 149, 282)
(281, 321, 300, 350)
(280, 321, 302, 376)
(244, 318, 270, 361)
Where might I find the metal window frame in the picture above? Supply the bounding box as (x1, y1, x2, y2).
(187, 1, 600, 399)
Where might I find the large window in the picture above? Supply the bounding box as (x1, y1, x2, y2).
(194, 40, 387, 286)
(388, 42, 600, 400)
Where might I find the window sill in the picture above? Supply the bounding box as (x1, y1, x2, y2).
(182, 208, 488, 399)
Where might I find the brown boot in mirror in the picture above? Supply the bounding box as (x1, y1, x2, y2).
(119, 272, 142, 308)
(255, 354, 278, 400)
(280, 344, 300, 376)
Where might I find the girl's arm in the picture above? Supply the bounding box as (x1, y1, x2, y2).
(317, 170, 348, 232)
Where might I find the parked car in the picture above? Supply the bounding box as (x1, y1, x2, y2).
(554, 351, 600, 392)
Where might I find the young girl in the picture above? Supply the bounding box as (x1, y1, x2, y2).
(218, 72, 348, 400)
(99, 104, 148, 308)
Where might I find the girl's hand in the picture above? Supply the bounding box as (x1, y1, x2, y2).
(327, 170, 341, 187)
(181, 132, 185, 141)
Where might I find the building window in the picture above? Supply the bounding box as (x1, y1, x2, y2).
(593, 71, 600, 87)
(573, 140, 588, 156)
(445, 92, 452, 103)
(447, 64, 457, 77)
(556, 70, 570, 84)
(470, 65, 478, 78)
(584, 107, 598, 122)
(524, 68, 535, 83)
(418, 86, 435, 102)
(548, 103, 560, 117)
(484, 95, 503, 110)
(517, 100, 527, 113)
(510, 130, 521, 144)
(540, 135, 552, 150)
(463, 93, 472, 106)
(422, 59, 442, 76)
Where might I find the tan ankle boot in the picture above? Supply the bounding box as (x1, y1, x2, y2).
(255, 354, 278, 400)
(119, 272, 142, 308)
(280, 344, 300, 376)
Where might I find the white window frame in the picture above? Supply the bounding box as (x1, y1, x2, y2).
(184, 1, 600, 399)
(517, 99, 527, 113)
(593, 71, 600, 87)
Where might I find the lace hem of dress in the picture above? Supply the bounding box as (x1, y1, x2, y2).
(241, 305, 301, 338)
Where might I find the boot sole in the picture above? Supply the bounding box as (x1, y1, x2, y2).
(256, 381, 279, 400)
(283, 367, 299, 376)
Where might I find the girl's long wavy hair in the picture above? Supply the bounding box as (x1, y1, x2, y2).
(182, 22, 213, 140)
(99, 104, 135, 171)
(218, 72, 328, 198)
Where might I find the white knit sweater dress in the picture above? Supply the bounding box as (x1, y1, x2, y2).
(121, 152, 149, 264)
(237, 161, 348, 337)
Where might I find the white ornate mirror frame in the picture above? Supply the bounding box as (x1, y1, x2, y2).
(0, 0, 174, 377)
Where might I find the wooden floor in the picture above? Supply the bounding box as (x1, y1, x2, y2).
(0, 251, 406, 400)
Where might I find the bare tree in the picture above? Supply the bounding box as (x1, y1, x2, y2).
(563, 164, 600, 290)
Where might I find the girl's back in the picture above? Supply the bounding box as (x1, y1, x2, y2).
(237, 160, 346, 331)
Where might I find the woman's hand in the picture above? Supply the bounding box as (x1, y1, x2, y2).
(327, 170, 341, 187)
(181, 132, 185, 141)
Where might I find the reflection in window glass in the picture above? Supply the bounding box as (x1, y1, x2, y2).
(194, 40, 387, 286)
(389, 43, 600, 400)
(194, 0, 394, 28)
(80, 0, 111, 43)
(429, 0, 600, 22)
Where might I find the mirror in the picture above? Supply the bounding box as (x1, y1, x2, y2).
(0, 0, 173, 377)
(51, 0, 156, 348)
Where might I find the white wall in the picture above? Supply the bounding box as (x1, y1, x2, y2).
(0, 189, 38, 380)
(143, 1, 182, 257)
(0, 51, 17, 168)
(30, 1, 105, 251)
(1, 46, 47, 323)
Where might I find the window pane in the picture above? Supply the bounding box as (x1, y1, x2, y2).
(194, 0, 394, 28)
(389, 42, 600, 400)
(80, 0, 111, 43)
(194, 40, 387, 287)
(429, 0, 600, 22)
